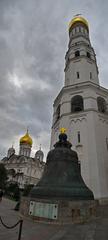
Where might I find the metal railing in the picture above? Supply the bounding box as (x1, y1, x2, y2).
(0, 216, 23, 240)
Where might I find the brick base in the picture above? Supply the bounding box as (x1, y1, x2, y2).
(20, 197, 97, 224)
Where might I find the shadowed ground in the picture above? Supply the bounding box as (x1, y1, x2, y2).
(0, 198, 108, 240)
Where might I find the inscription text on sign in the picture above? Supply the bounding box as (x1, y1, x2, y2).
(29, 201, 58, 220)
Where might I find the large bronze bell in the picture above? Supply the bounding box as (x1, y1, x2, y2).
(30, 131, 94, 200)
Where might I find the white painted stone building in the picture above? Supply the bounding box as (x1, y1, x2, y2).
(1, 130, 45, 189)
(51, 15, 108, 200)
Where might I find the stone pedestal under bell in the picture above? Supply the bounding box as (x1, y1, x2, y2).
(20, 197, 97, 224)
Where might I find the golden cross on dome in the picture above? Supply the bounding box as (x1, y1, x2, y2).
(74, 14, 82, 17)
(26, 126, 29, 134)
(60, 128, 67, 134)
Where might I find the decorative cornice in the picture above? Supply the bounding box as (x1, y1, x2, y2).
(53, 81, 108, 107)
(65, 55, 97, 72)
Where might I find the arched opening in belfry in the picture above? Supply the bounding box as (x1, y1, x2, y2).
(97, 97, 106, 113)
(87, 52, 91, 58)
(71, 95, 84, 113)
(75, 50, 80, 57)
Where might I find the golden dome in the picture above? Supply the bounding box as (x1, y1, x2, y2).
(69, 15, 89, 31)
(20, 130, 33, 146)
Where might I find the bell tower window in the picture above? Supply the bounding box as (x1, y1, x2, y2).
(78, 131, 81, 143)
(90, 72, 92, 79)
(75, 50, 80, 57)
(77, 72, 80, 79)
(71, 95, 84, 113)
(97, 97, 106, 113)
(87, 52, 91, 58)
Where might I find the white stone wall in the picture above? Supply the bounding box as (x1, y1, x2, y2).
(65, 56, 99, 86)
(51, 82, 108, 199)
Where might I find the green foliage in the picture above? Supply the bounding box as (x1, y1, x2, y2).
(0, 163, 7, 189)
(6, 182, 20, 201)
(23, 184, 34, 196)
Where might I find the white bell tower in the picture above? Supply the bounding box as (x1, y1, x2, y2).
(50, 15, 108, 200)
(65, 15, 99, 86)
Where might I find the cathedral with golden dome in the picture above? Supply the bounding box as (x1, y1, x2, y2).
(1, 130, 45, 189)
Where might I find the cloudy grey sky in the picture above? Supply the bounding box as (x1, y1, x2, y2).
(0, 0, 108, 160)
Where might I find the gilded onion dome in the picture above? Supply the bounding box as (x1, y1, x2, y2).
(35, 145, 44, 162)
(20, 130, 33, 146)
(69, 15, 89, 32)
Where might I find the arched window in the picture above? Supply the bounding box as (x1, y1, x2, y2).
(87, 52, 91, 58)
(76, 72, 80, 79)
(75, 50, 80, 57)
(56, 104, 60, 121)
(79, 27, 81, 32)
(90, 72, 92, 79)
(97, 97, 106, 113)
(77, 131, 81, 143)
(71, 95, 84, 113)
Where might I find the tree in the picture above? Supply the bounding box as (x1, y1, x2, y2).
(23, 184, 34, 196)
(6, 182, 20, 201)
(0, 163, 7, 189)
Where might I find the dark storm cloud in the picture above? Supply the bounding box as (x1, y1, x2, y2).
(0, 0, 108, 159)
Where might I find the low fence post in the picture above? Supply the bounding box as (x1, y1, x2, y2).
(18, 219, 23, 240)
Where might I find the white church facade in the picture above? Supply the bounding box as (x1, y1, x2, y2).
(50, 15, 108, 200)
(1, 130, 45, 189)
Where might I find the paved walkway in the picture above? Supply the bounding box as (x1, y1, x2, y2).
(0, 198, 108, 240)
